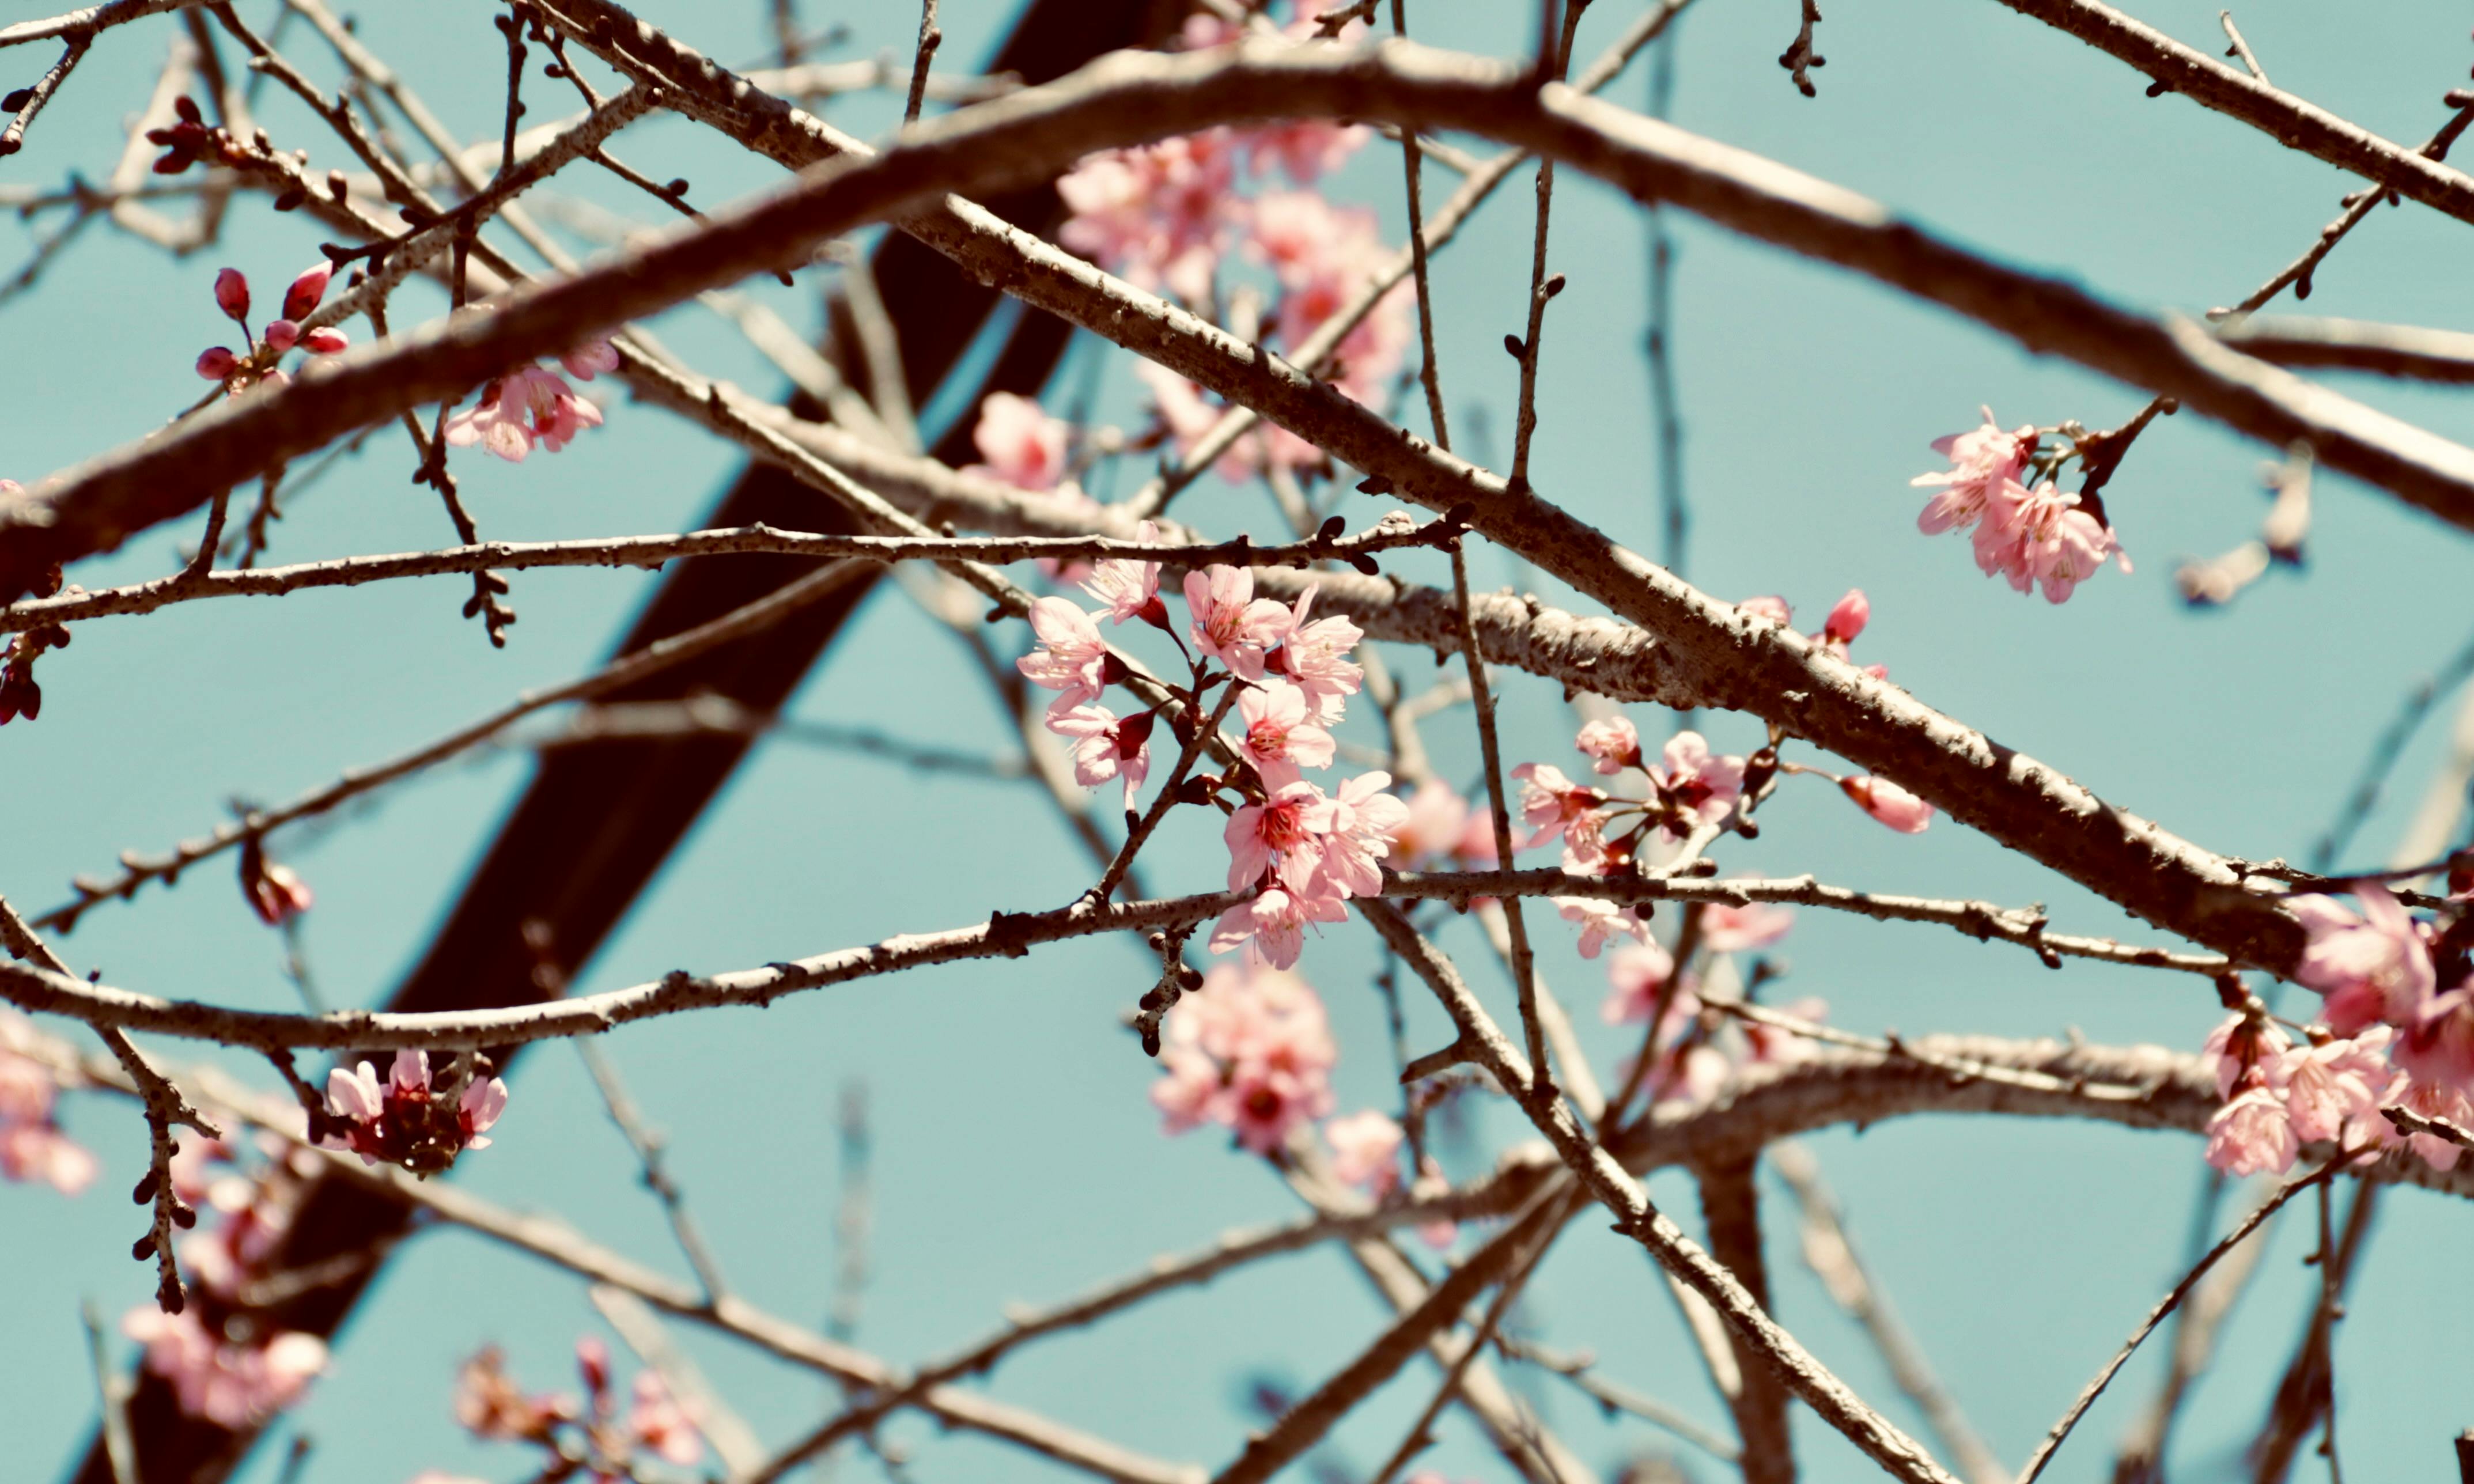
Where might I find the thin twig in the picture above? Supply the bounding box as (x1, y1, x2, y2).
(902, 0, 940, 125)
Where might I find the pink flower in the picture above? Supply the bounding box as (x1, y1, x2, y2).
(1268, 587, 1364, 723)
(2291, 888, 2435, 1035)
(1738, 595, 1794, 626)
(1137, 360, 1323, 478)
(1700, 900, 1794, 953)
(627, 1370, 703, 1466)
(0, 1120, 97, 1193)
(1649, 731, 1743, 838)
(1391, 781, 1474, 868)
(1325, 1110, 1403, 1194)
(442, 365, 603, 462)
(123, 1307, 326, 1427)
(1554, 896, 1648, 957)
(323, 1049, 508, 1175)
(214, 267, 250, 320)
(1575, 716, 1643, 775)
(1601, 940, 1680, 1025)
(1151, 962, 1337, 1139)
(2200, 1011, 2294, 1100)
(1049, 704, 1153, 805)
(1239, 120, 1370, 183)
(1015, 596, 1111, 709)
(1315, 770, 1409, 899)
(1081, 519, 1167, 627)
(1841, 775, 1934, 834)
(2381, 1077, 2474, 1171)
(1822, 589, 1870, 645)
(2204, 1080, 2299, 1176)
(2396, 987, 2474, 1096)
(1209, 884, 1345, 968)
(1226, 780, 1335, 891)
(1236, 680, 1335, 787)
(1059, 130, 1240, 302)
(1741, 995, 1830, 1068)
(1510, 762, 1605, 850)
(2278, 1028, 2393, 1144)
(1971, 481, 2131, 603)
(280, 262, 331, 320)
(559, 339, 618, 380)
(1185, 566, 1293, 680)
(967, 391, 1070, 490)
(1911, 407, 2034, 535)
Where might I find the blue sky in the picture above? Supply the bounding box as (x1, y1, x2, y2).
(5, 1, 2472, 1481)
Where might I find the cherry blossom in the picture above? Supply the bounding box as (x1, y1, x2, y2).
(2278, 1027, 2392, 1144)
(1048, 704, 1154, 805)
(1576, 715, 1643, 775)
(2200, 1010, 2294, 1099)
(1554, 896, 1650, 958)
(1739, 995, 1832, 1068)
(1058, 129, 1240, 303)
(1601, 940, 1681, 1026)
(1389, 780, 1497, 870)
(1266, 588, 1365, 722)
(0, 1012, 96, 1195)
(1080, 519, 1167, 628)
(967, 391, 1071, 490)
(1137, 359, 1322, 479)
(1149, 962, 1337, 1150)
(627, 1371, 703, 1467)
(1185, 566, 1294, 680)
(1235, 680, 1335, 786)
(1648, 731, 1743, 839)
(1700, 900, 1795, 954)
(1325, 1110, 1403, 1195)
(2203, 1078, 2299, 1176)
(1225, 781, 1336, 892)
(1015, 596, 1112, 709)
(1209, 883, 1348, 969)
(2396, 986, 2474, 1095)
(1911, 407, 2034, 536)
(1822, 589, 1870, 646)
(2290, 887, 2435, 1035)
(1240, 120, 1370, 183)
(1841, 775, 1935, 834)
(122, 1308, 327, 1428)
(323, 1049, 508, 1176)
(560, 340, 619, 380)
(1510, 762, 1606, 850)
(1739, 595, 1794, 626)
(1315, 772, 1409, 899)
(1970, 480, 2131, 604)
(2371, 1076, 2474, 1171)
(442, 364, 603, 463)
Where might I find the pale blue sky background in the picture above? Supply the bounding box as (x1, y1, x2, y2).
(3, 1, 2472, 1481)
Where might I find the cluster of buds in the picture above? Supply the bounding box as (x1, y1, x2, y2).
(0, 620, 66, 725)
(195, 263, 349, 397)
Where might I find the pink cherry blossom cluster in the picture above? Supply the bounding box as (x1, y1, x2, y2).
(1016, 550, 1407, 968)
(2202, 884, 2474, 1176)
(1058, 7, 1411, 482)
(194, 263, 350, 396)
(1597, 910, 1826, 1110)
(449, 1336, 703, 1479)
(321, 1048, 508, 1177)
(1910, 407, 2131, 603)
(124, 1137, 330, 1425)
(441, 340, 616, 463)
(1514, 722, 1747, 896)
(1152, 960, 1338, 1153)
(0, 1009, 98, 1194)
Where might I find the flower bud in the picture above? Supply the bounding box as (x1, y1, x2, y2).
(1840, 774, 1934, 834)
(281, 262, 332, 320)
(213, 267, 249, 319)
(302, 327, 349, 355)
(262, 320, 300, 353)
(195, 346, 238, 380)
(1824, 588, 1870, 644)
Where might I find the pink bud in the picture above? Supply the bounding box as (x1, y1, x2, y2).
(262, 320, 300, 353)
(1824, 589, 1870, 644)
(1738, 595, 1792, 626)
(195, 346, 238, 380)
(302, 327, 349, 355)
(576, 1337, 611, 1398)
(213, 267, 249, 319)
(1841, 775, 1934, 834)
(281, 262, 332, 321)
